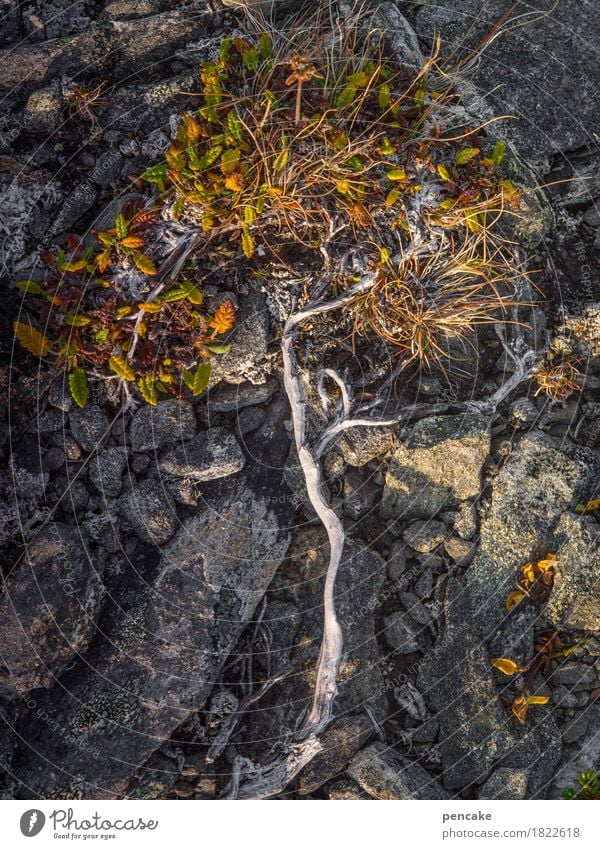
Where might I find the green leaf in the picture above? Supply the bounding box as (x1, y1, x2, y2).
(336, 84, 357, 108)
(219, 38, 232, 62)
(94, 328, 109, 343)
(16, 280, 43, 294)
(141, 163, 168, 184)
(68, 369, 89, 408)
(491, 139, 506, 167)
(163, 287, 189, 302)
(227, 110, 244, 142)
(378, 83, 391, 109)
(259, 33, 272, 60)
(183, 361, 212, 396)
(207, 342, 232, 354)
(455, 146, 480, 166)
(64, 313, 91, 327)
(115, 213, 128, 240)
(198, 144, 223, 170)
(242, 47, 259, 71)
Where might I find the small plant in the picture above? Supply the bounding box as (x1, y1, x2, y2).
(505, 553, 558, 611)
(13, 6, 531, 412)
(64, 80, 108, 130)
(533, 353, 582, 401)
(563, 770, 600, 800)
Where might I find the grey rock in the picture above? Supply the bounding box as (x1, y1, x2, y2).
(51, 182, 97, 236)
(236, 406, 266, 435)
(403, 519, 448, 553)
(49, 378, 74, 412)
(43, 446, 65, 471)
(466, 433, 600, 637)
(37, 409, 65, 433)
(339, 424, 397, 467)
(89, 447, 129, 498)
(296, 715, 373, 795)
(549, 662, 597, 690)
(347, 741, 449, 800)
(386, 539, 407, 580)
(509, 398, 539, 430)
(561, 712, 592, 745)
(479, 768, 528, 800)
(342, 468, 379, 520)
(327, 778, 371, 799)
(381, 414, 490, 519)
(414, 568, 434, 599)
(373, 2, 424, 71)
(101, 0, 161, 19)
(399, 592, 433, 626)
(444, 536, 476, 563)
(0, 524, 104, 696)
(416, 0, 600, 158)
(159, 427, 245, 482)
(418, 584, 516, 790)
(129, 399, 196, 454)
(25, 85, 63, 135)
(546, 513, 600, 632)
(453, 500, 478, 540)
(384, 610, 421, 653)
(119, 478, 177, 545)
(207, 378, 278, 413)
(89, 150, 123, 189)
(68, 408, 110, 452)
(551, 685, 580, 710)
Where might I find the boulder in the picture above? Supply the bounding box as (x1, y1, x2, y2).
(381, 414, 490, 519)
(0, 524, 104, 696)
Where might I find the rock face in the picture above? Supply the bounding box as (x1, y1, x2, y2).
(466, 432, 600, 637)
(546, 513, 600, 631)
(416, 0, 600, 158)
(13, 476, 292, 798)
(0, 525, 104, 697)
(381, 414, 490, 519)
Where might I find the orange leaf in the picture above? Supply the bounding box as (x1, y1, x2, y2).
(506, 589, 526, 611)
(536, 554, 558, 572)
(96, 250, 111, 273)
(121, 236, 145, 249)
(211, 301, 237, 334)
(511, 694, 529, 725)
(138, 301, 162, 314)
(522, 562, 536, 584)
(225, 171, 244, 191)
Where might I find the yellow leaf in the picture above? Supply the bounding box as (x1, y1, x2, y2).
(536, 554, 558, 572)
(527, 694, 550, 705)
(115, 305, 133, 319)
(137, 375, 157, 406)
(385, 188, 401, 207)
(522, 562, 536, 584)
(506, 589, 526, 611)
(241, 228, 255, 259)
(387, 168, 407, 181)
(491, 658, 519, 676)
(62, 258, 88, 273)
(13, 321, 51, 357)
(133, 253, 157, 275)
(138, 301, 162, 314)
(108, 355, 135, 381)
(437, 163, 451, 181)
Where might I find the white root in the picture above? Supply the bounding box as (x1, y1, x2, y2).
(233, 274, 537, 798)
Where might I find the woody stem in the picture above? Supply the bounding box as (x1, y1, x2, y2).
(295, 80, 303, 125)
